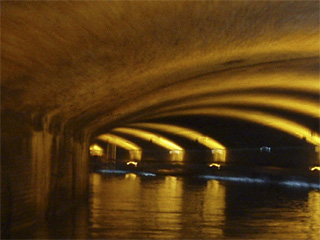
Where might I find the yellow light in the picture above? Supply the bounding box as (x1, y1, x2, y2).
(310, 166, 320, 171)
(97, 133, 142, 160)
(125, 173, 137, 180)
(129, 122, 225, 150)
(89, 144, 104, 156)
(204, 180, 226, 233)
(211, 149, 226, 162)
(112, 127, 183, 151)
(209, 163, 221, 169)
(152, 107, 320, 146)
(129, 122, 227, 162)
(126, 161, 138, 167)
(87, 59, 319, 135)
(90, 144, 103, 151)
(112, 127, 184, 161)
(155, 94, 320, 118)
(307, 190, 320, 240)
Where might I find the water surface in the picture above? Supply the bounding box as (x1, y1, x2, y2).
(89, 172, 320, 239)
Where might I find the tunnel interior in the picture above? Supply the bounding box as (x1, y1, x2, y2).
(1, 1, 319, 238)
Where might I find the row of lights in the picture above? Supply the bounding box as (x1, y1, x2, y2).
(125, 160, 222, 169)
(124, 161, 320, 173)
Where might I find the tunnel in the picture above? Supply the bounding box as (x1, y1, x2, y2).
(1, 1, 320, 239)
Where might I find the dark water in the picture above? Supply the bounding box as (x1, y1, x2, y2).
(88, 172, 320, 240)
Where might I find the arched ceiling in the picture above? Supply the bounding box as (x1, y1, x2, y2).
(128, 123, 225, 150)
(98, 133, 141, 152)
(2, 1, 319, 151)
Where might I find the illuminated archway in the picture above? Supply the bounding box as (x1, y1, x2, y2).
(129, 123, 226, 162)
(89, 144, 104, 156)
(148, 107, 320, 146)
(97, 133, 142, 160)
(112, 127, 184, 161)
(147, 93, 320, 119)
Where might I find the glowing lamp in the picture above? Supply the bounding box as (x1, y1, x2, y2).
(209, 163, 221, 169)
(310, 166, 320, 172)
(126, 161, 138, 167)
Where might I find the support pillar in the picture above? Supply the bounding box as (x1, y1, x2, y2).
(1, 111, 90, 238)
(106, 143, 117, 160)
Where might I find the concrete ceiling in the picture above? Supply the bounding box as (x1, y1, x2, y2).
(2, 1, 319, 148)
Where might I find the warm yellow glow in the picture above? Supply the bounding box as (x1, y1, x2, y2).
(89, 144, 104, 156)
(310, 166, 320, 171)
(152, 107, 320, 146)
(129, 122, 227, 162)
(129, 123, 225, 149)
(211, 149, 227, 162)
(156, 176, 183, 230)
(97, 133, 142, 160)
(126, 161, 138, 167)
(87, 59, 320, 136)
(125, 173, 137, 180)
(112, 127, 184, 161)
(209, 163, 221, 169)
(204, 180, 225, 237)
(112, 127, 183, 151)
(169, 150, 181, 154)
(154, 94, 320, 118)
(110, 71, 320, 124)
(308, 191, 320, 239)
(169, 149, 184, 161)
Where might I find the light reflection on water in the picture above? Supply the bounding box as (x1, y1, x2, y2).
(89, 173, 320, 239)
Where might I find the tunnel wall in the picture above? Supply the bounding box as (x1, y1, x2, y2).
(1, 111, 90, 238)
(1, 111, 36, 237)
(31, 131, 53, 218)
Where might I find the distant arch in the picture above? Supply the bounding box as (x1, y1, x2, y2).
(129, 122, 226, 162)
(97, 133, 142, 160)
(112, 127, 184, 161)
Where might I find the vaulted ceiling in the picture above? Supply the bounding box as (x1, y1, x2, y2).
(2, 1, 319, 151)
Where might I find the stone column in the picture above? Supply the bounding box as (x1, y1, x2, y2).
(106, 143, 117, 160)
(1, 111, 90, 237)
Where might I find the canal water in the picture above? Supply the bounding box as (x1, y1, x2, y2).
(33, 171, 320, 239)
(87, 172, 320, 240)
